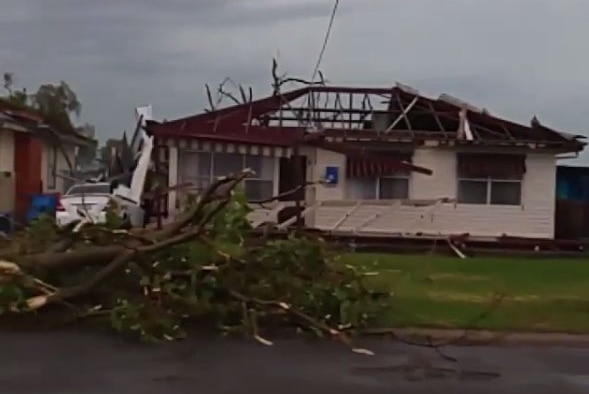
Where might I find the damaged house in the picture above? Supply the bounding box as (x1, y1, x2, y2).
(146, 84, 585, 240)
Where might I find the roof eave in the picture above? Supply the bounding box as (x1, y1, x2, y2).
(34, 125, 96, 147)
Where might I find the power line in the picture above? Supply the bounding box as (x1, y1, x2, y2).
(310, 0, 340, 82)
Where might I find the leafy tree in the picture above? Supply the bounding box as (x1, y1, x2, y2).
(0, 185, 389, 345)
(2, 73, 28, 108)
(2, 73, 13, 95)
(1, 73, 84, 135)
(31, 81, 81, 134)
(7, 90, 29, 107)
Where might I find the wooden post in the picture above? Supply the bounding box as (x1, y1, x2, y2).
(155, 186, 162, 230)
(153, 138, 163, 230)
(293, 139, 303, 231)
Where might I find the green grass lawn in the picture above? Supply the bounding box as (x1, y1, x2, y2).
(339, 253, 589, 333)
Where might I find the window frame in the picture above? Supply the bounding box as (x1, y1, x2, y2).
(457, 176, 522, 206)
(178, 151, 275, 200)
(46, 145, 57, 190)
(345, 175, 411, 200)
(376, 175, 410, 200)
(242, 154, 274, 201)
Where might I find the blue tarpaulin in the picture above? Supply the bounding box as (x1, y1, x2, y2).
(26, 194, 59, 223)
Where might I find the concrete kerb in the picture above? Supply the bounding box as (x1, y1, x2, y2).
(361, 328, 589, 347)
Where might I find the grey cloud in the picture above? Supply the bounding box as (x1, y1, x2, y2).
(1, 0, 589, 165)
(11, 0, 338, 28)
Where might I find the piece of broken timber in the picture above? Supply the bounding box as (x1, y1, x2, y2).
(249, 202, 285, 228)
(447, 237, 467, 259)
(384, 96, 419, 133)
(353, 200, 402, 234)
(276, 202, 321, 230)
(330, 202, 361, 232)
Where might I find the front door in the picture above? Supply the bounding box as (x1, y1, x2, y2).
(278, 155, 307, 201)
(277, 155, 307, 226)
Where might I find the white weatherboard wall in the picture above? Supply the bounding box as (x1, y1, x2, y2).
(0, 129, 14, 173)
(167, 145, 178, 214)
(0, 129, 15, 212)
(41, 142, 77, 194)
(310, 147, 557, 239)
(308, 147, 347, 201)
(302, 147, 347, 227)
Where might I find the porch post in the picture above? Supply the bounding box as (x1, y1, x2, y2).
(303, 146, 317, 228)
(293, 139, 304, 230)
(167, 144, 178, 215)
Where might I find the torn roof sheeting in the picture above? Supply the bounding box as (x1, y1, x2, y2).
(438, 93, 485, 114)
(148, 83, 585, 152)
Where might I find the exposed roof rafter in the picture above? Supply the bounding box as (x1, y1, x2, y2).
(148, 83, 585, 152)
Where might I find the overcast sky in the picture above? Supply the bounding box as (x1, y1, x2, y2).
(2, 0, 589, 160)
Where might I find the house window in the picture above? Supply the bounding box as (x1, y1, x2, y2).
(179, 151, 275, 200)
(244, 155, 274, 200)
(46, 145, 57, 190)
(378, 176, 410, 199)
(457, 178, 521, 205)
(456, 153, 524, 206)
(196, 152, 213, 190)
(346, 176, 410, 200)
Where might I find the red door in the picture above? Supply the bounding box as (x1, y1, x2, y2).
(14, 133, 43, 223)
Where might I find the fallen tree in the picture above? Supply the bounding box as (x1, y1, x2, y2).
(0, 170, 388, 353)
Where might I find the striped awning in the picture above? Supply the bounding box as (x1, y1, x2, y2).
(159, 137, 292, 158)
(347, 157, 423, 177)
(457, 153, 526, 179)
(305, 139, 431, 177)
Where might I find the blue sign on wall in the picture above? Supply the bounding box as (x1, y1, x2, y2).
(325, 166, 339, 184)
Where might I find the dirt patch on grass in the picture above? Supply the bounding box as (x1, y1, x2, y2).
(425, 291, 586, 303)
(426, 291, 496, 303)
(383, 269, 404, 274)
(507, 294, 585, 302)
(428, 273, 490, 283)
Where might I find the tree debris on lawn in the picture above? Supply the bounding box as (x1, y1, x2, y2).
(0, 170, 389, 354)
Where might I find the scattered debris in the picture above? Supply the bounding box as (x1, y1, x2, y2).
(0, 170, 388, 355)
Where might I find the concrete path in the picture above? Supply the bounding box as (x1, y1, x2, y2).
(1, 331, 589, 393)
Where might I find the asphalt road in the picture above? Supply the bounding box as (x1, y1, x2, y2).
(1, 331, 589, 393)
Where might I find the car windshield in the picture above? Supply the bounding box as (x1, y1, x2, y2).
(66, 184, 111, 195)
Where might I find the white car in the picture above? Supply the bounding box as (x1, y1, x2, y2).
(55, 126, 153, 229)
(55, 182, 144, 227)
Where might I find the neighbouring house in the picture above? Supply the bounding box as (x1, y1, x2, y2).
(101, 133, 136, 177)
(555, 165, 589, 240)
(0, 99, 95, 222)
(556, 165, 589, 202)
(146, 84, 585, 240)
(74, 124, 99, 169)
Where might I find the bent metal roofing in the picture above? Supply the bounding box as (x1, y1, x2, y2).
(147, 84, 586, 152)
